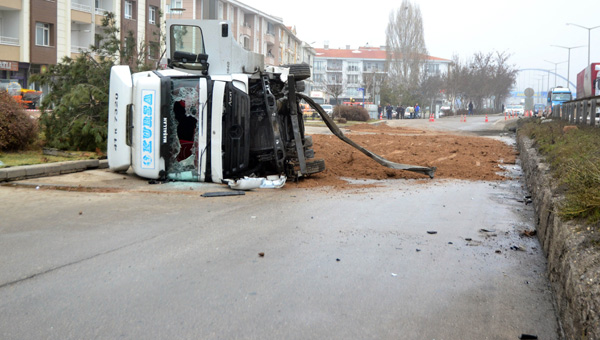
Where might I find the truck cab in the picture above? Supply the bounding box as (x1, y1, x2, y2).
(546, 86, 573, 114)
(108, 20, 323, 186)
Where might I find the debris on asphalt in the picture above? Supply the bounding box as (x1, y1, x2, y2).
(520, 229, 537, 237)
(391, 273, 398, 277)
(416, 249, 421, 252)
(336, 258, 341, 262)
(258, 252, 265, 257)
(448, 242, 453, 245)
(518, 334, 538, 339)
(495, 250, 502, 254)
(479, 228, 496, 233)
(465, 238, 472, 241)
(427, 231, 438, 235)
(201, 191, 245, 197)
(510, 245, 526, 251)
(79, 211, 83, 215)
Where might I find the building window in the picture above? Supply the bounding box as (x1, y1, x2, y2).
(149, 6, 156, 24)
(267, 22, 275, 35)
(347, 74, 359, 84)
(35, 22, 50, 46)
(347, 62, 359, 72)
(125, 0, 133, 19)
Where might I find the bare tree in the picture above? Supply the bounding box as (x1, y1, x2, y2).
(321, 75, 345, 105)
(443, 51, 516, 112)
(385, 1, 428, 87)
(362, 71, 385, 104)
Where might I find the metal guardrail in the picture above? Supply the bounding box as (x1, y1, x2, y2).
(551, 96, 600, 126)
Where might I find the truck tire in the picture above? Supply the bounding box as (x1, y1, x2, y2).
(304, 135, 313, 148)
(305, 159, 325, 175)
(295, 81, 305, 93)
(284, 63, 311, 81)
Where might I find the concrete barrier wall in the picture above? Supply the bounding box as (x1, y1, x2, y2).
(517, 134, 600, 340)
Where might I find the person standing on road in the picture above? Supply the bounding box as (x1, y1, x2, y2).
(468, 101, 474, 115)
(386, 104, 393, 120)
(414, 103, 420, 119)
(378, 105, 383, 119)
(397, 104, 403, 119)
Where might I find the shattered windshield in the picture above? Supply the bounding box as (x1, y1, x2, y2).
(166, 77, 203, 181)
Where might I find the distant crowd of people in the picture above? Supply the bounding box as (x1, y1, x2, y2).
(378, 103, 420, 119)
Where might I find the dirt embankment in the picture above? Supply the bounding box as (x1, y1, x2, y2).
(289, 123, 517, 189)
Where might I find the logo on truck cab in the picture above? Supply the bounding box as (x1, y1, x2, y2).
(141, 90, 156, 169)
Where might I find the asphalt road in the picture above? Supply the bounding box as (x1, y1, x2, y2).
(0, 114, 559, 339)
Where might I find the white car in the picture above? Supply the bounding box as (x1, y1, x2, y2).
(505, 104, 524, 116)
(321, 104, 333, 116)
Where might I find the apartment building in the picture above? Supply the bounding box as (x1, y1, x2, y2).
(313, 45, 451, 104)
(0, 0, 314, 91)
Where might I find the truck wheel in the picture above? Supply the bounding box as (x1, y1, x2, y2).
(285, 63, 311, 81)
(305, 159, 325, 175)
(304, 135, 313, 147)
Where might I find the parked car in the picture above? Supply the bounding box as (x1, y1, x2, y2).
(321, 104, 333, 116)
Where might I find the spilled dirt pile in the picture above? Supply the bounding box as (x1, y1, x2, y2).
(289, 123, 516, 189)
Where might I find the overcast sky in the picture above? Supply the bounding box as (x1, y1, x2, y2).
(242, 0, 598, 91)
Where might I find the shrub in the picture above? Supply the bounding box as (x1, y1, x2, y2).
(333, 105, 370, 122)
(0, 90, 38, 151)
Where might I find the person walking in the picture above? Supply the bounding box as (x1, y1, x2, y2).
(468, 101, 474, 115)
(414, 103, 420, 119)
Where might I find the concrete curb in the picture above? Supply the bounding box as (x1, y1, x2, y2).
(517, 134, 600, 340)
(0, 159, 108, 182)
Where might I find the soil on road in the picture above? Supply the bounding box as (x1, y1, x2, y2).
(291, 121, 517, 189)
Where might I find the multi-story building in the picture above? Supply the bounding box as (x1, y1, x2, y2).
(313, 45, 451, 105)
(0, 0, 314, 91)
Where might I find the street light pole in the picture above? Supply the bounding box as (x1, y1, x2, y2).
(550, 45, 585, 87)
(544, 60, 567, 87)
(566, 23, 600, 65)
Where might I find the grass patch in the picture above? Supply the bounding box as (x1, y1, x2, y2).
(0, 149, 102, 168)
(520, 119, 600, 226)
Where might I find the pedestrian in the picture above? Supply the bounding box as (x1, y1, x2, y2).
(377, 104, 383, 119)
(468, 101, 474, 115)
(396, 104, 402, 119)
(414, 103, 420, 119)
(399, 105, 405, 119)
(386, 104, 393, 120)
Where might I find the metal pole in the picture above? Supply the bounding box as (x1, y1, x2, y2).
(551, 45, 585, 88)
(566, 23, 600, 66)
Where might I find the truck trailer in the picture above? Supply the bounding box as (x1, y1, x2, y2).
(576, 63, 600, 99)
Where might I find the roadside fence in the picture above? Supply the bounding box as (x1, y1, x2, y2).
(550, 96, 600, 126)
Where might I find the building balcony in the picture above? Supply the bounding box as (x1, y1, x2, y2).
(72, 2, 91, 13)
(0, 43, 20, 60)
(239, 25, 252, 37)
(72, 8, 93, 23)
(0, 0, 21, 10)
(0, 36, 19, 46)
(264, 33, 275, 45)
(326, 67, 342, 72)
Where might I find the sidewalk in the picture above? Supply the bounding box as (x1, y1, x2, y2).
(0, 159, 108, 182)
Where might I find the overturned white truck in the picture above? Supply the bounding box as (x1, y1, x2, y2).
(108, 19, 435, 189)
